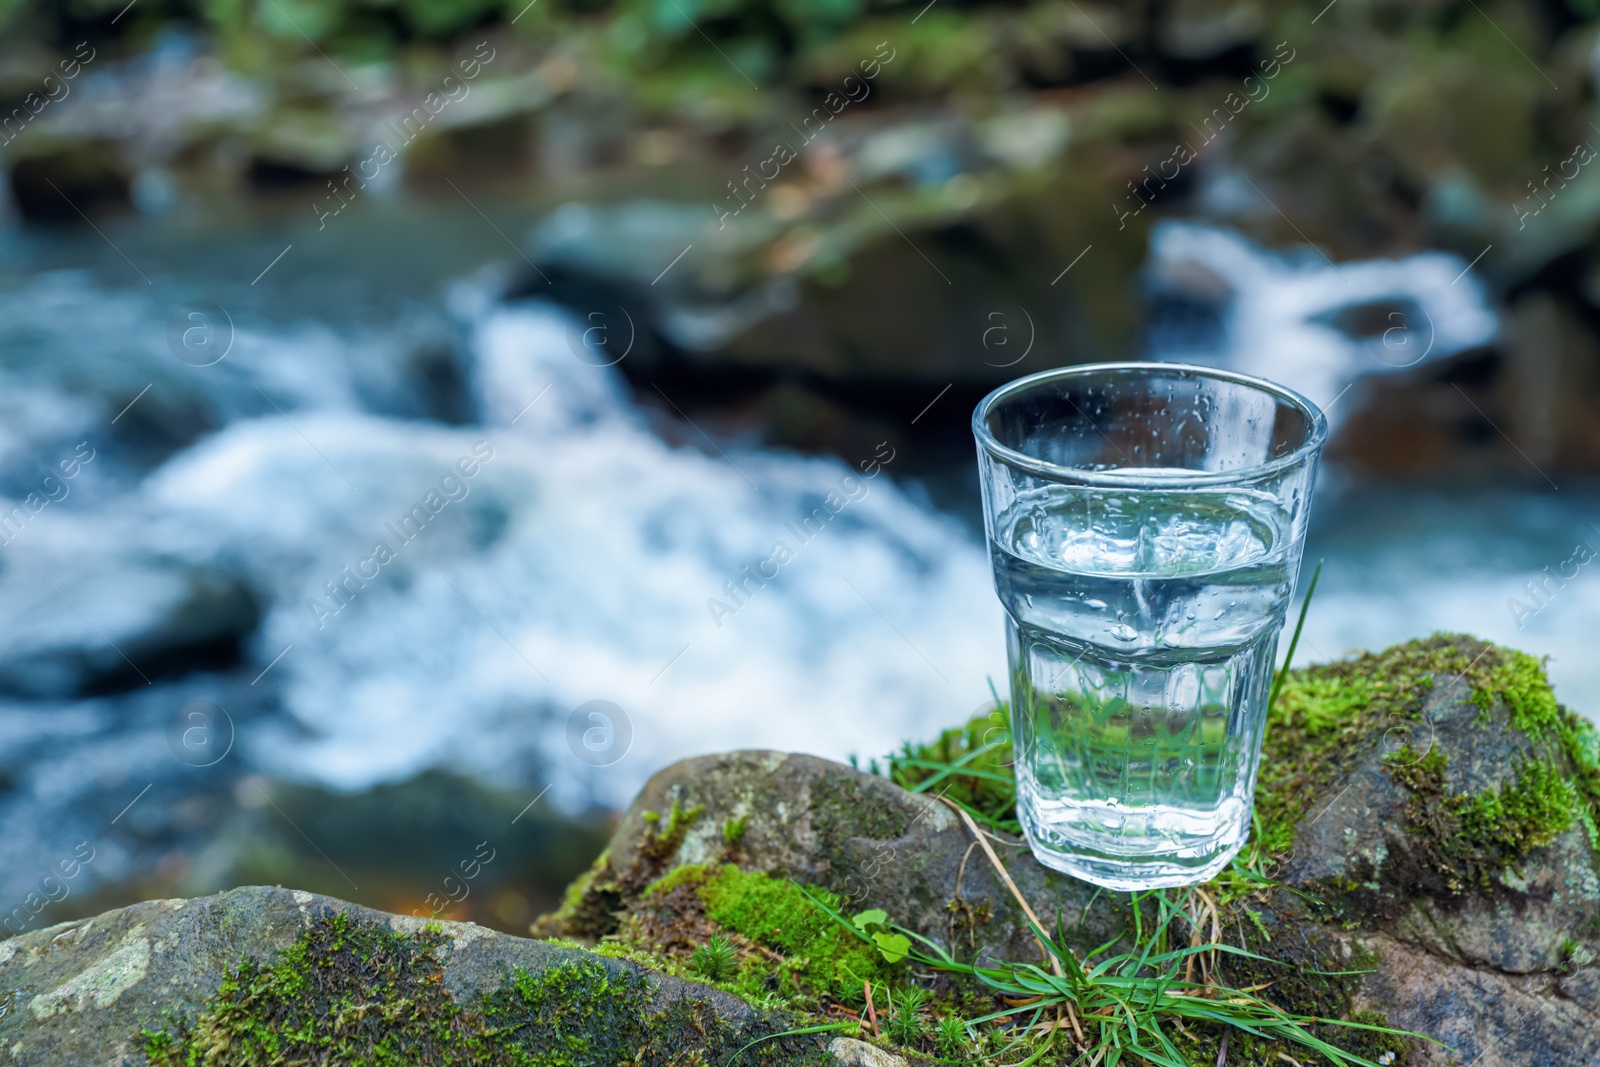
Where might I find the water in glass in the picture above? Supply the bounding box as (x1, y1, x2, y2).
(992, 481, 1293, 889)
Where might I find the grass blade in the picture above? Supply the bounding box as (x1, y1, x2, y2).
(895, 756, 1016, 789)
(1268, 558, 1322, 715)
(720, 1022, 855, 1066)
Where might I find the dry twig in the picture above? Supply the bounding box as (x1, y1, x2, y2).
(937, 795, 1086, 1047)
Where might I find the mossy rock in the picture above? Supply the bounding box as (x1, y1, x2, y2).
(1265, 637, 1600, 962)
(542, 636, 1600, 1066)
(531, 747, 1118, 972)
(0, 885, 823, 1066)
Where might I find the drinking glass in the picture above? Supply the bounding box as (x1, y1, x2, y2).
(973, 363, 1327, 890)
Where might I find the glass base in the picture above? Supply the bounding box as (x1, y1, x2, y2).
(1024, 839, 1243, 891)
(1018, 804, 1248, 891)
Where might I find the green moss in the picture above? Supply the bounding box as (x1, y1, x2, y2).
(641, 799, 705, 862)
(634, 863, 896, 1007)
(142, 913, 479, 1066)
(1554, 708, 1600, 851)
(1458, 758, 1580, 853)
(475, 957, 739, 1066)
(1277, 672, 1378, 733)
(722, 814, 748, 848)
(1256, 633, 1595, 868)
(481, 960, 643, 1064)
(1472, 648, 1561, 736)
(1386, 744, 1582, 891)
(604, 857, 902, 1017)
(1566, 716, 1600, 848)
(642, 862, 709, 899)
(138, 913, 754, 1067)
(557, 855, 601, 914)
(697, 864, 894, 1004)
(138, 1029, 176, 1058)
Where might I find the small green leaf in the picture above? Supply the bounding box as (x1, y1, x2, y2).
(871, 931, 910, 964)
(851, 908, 888, 931)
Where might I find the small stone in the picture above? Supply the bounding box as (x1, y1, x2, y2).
(828, 1037, 909, 1067)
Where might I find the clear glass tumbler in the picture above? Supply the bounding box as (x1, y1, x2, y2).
(973, 363, 1327, 890)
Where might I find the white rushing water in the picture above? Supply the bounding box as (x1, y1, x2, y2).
(148, 296, 1004, 807)
(0, 259, 1003, 830)
(1143, 221, 1500, 411)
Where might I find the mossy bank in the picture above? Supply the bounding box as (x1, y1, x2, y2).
(541, 635, 1600, 1065)
(0, 635, 1594, 1066)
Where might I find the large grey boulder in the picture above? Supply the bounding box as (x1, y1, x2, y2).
(0, 886, 803, 1066)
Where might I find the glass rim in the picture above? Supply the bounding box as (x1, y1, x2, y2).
(972, 361, 1330, 488)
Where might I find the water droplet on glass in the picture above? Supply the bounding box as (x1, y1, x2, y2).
(1085, 598, 1108, 610)
(1109, 623, 1138, 641)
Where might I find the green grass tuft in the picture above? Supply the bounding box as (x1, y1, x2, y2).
(690, 933, 738, 983)
(802, 885, 1432, 1067)
(884, 705, 1018, 834)
(933, 1013, 971, 1058)
(881, 986, 930, 1046)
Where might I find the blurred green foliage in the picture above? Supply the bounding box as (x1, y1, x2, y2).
(4, 0, 1598, 272)
(7, 0, 1589, 131)
(0, 0, 1130, 104)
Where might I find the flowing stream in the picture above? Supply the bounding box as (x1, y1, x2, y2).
(0, 205, 1591, 908)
